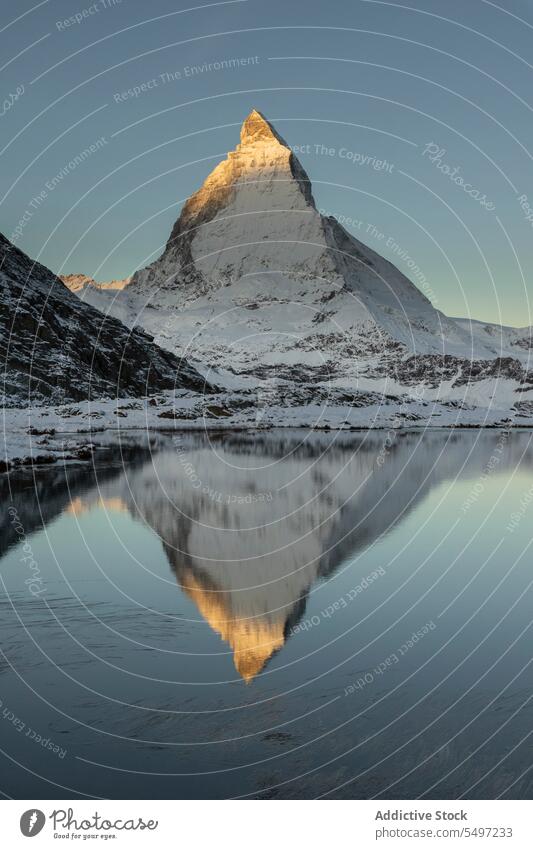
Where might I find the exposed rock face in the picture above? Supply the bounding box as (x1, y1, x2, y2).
(374, 354, 533, 388)
(0, 233, 210, 406)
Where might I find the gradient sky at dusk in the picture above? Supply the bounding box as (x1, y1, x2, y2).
(2, 0, 533, 326)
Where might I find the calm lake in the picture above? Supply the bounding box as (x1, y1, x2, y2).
(1, 428, 533, 799)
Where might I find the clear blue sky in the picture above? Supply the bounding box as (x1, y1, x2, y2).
(1, 0, 533, 326)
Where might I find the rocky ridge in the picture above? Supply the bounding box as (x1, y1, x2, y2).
(0, 233, 210, 406)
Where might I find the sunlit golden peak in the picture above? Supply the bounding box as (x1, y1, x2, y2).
(240, 109, 288, 148)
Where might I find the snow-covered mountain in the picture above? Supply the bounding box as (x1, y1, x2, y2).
(137, 111, 499, 362)
(60, 109, 533, 424)
(0, 233, 209, 406)
(452, 316, 533, 357)
(61, 273, 131, 295)
(71, 112, 530, 360)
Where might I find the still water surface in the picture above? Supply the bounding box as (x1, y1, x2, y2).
(1, 429, 533, 798)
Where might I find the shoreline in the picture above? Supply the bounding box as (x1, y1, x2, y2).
(3, 416, 533, 473)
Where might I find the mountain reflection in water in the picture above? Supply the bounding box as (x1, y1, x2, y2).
(5, 429, 531, 682)
(2, 429, 533, 799)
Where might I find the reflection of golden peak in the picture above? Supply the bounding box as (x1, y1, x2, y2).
(181, 569, 285, 683)
(66, 496, 128, 516)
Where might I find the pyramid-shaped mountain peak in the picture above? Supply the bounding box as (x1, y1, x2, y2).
(239, 109, 289, 147)
(154, 107, 314, 267)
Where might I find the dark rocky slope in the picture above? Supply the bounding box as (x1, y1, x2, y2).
(0, 233, 210, 406)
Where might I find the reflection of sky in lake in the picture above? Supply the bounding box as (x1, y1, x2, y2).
(1, 429, 533, 799)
